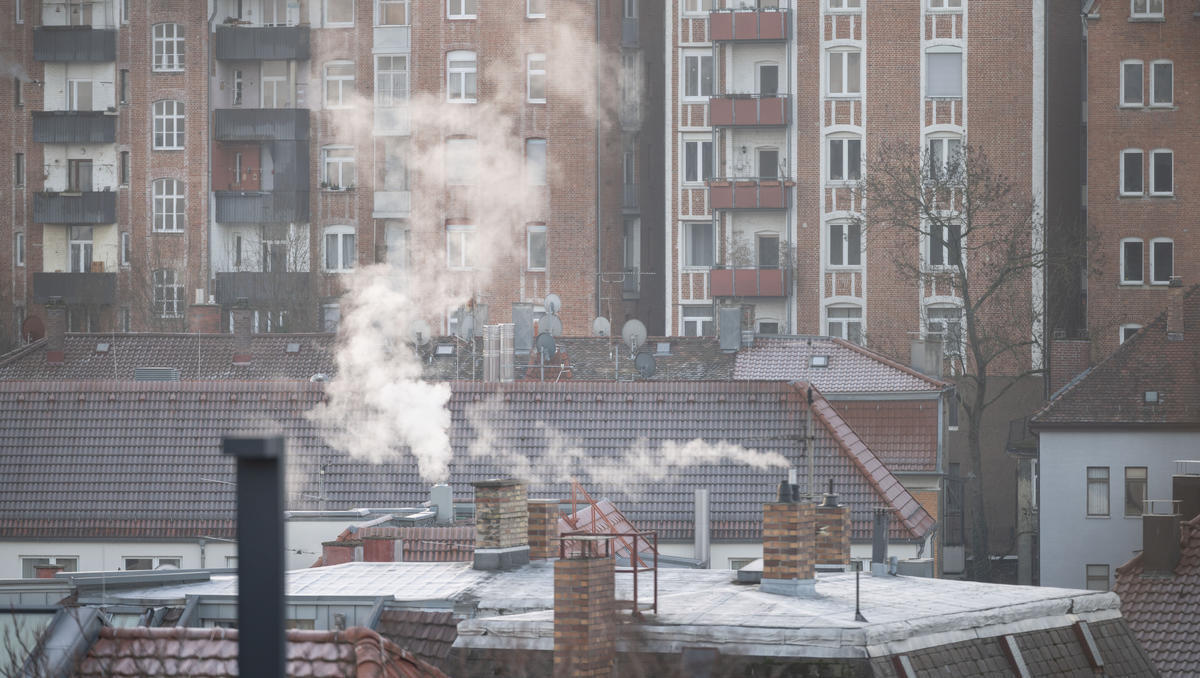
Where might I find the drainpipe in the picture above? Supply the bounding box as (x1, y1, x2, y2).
(594, 0, 602, 321)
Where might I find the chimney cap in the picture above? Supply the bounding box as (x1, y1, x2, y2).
(471, 477, 523, 489)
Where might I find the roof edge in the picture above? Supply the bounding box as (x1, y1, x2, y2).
(828, 337, 952, 390)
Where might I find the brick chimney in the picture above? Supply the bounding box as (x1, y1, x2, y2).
(1142, 505, 1181, 577)
(527, 498, 560, 560)
(1167, 276, 1184, 341)
(45, 299, 66, 365)
(362, 536, 402, 562)
(471, 478, 530, 570)
(760, 484, 816, 596)
(188, 303, 221, 334)
(231, 299, 253, 365)
(1049, 331, 1091, 395)
(34, 563, 65, 579)
(321, 540, 362, 566)
(815, 486, 851, 568)
(553, 551, 615, 678)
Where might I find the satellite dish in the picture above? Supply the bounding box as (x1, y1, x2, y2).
(634, 352, 657, 379)
(592, 317, 611, 337)
(535, 332, 557, 360)
(540, 314, 563, 338)
(409, 319, 432, 346)
(544, 293, 563, 315)
(621, 319, 647, 354)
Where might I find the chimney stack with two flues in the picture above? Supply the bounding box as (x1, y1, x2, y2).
(760, 477, 817, 596)
(471, 478, 530, 570)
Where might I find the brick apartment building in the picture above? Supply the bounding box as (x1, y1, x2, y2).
(662, 0, 1046, 373)
(0, 0, 664, 349)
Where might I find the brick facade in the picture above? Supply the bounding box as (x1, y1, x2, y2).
(552, 555, 615, 678)
(472, 478, 529, 552)
(527, 498, 560, 559)
(761, 501, 815, 582)
(815, 504, 851, 566)
(321, 540, 361, 565)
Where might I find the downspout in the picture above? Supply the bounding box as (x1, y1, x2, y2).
(594, 0, 602, 320)
(206, 0, 219, 306)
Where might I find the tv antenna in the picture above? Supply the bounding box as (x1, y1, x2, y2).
(592, 317, 611, 337)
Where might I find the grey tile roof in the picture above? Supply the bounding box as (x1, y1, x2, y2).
(735, 336, 948, 393)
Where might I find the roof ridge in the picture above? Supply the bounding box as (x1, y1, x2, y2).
(0, 338, 46, 366)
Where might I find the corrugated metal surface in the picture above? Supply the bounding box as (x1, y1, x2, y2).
(214, 271, 314, 306)
(214, 25, 310, 61)
(214, 190, 309, 223)
(32, 272, 116, 305)
(32, 112, 116, 144)
(214, 108, 309, 141)
(33, 192, 117, 224)
(33, 27, 117, 62)
(270, 140, 311, 191)
(133, 367, 181, 382)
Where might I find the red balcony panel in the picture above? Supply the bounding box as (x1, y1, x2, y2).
(759, 97, 786, 125)
(759, 181, 785, 208)
(734, 13, 760, 40)
(710, 13, 734, 41)
(710, 98, 735, 126)
(710, 183, 734, 210)
(709, 96, 789, 126)
(734, 98, 758, 123)
(708, 180, 789, 210)
(758, 12, 787, 40)
(710, 10, 789, 42)
(734, 182, 760, 207)
(710, 268, 787, 298)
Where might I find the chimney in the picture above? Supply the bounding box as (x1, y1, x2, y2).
(760, 482, 816, 596)
(1142, 500, 1182, 576)
(1172, 461, 1200, 522)
(187, 303, 221, 334)
(553, 548, 615, 678)
(815, 483, 851, 569)
(231, 298, 253, 365)
(471, 478, 530, 570)
(483, 324, 501, 382)
(871, 508, 891, 575)
(527, 498, 560, 560)
(1167, 276, 1184, 341)
(694, 489, 711, 567)
(430, 483, 454, 524)
(321, 540, 363, 566)
(45, 298, 66, 365)
(362, 536, 401, 562)
(34, 563, 65, 579)
(1048, 333, 1091, 395)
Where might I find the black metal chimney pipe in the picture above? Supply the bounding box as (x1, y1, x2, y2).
(872, 508, 890, 565)
(222, 435, 285, 678)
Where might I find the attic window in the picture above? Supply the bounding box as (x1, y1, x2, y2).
(1145, 391, 1159, 403)
(435, 343, 455, 357)
(655, 342, 672, 356)
(95, 343, 110, 354)
(286, 343, 301, 354)
(811, 355, 830, 367)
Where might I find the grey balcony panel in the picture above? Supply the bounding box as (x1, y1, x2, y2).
(268, 140, 311, 191)
(622, 184, 639, 210)
(33, 27, 117, 62)
(214, 25, 311, 61)
(214, 109, 310, 142)
(215, 271, 314, 306)
(33, 273, 116, 305)
(215, 191, 310, 223)
(33, 192, 117, 224)
(33, 111, 116, 144)
(622, 18, 639, 46)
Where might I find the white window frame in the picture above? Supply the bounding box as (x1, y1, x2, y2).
(152, 23, 185, 72)
(1087, 467, 1110, 517)
(527, 0, 546, 18)
(826, 305, 864, 345)
(1120, 149, 1143, 196)
(325, 0, 355, 26)
(827, 221, 862, 268)
(1150, 60, 1173, 107)
(152, 269, 183, 318)
(624, 0, 638, 19)
(1149, 149, 1173, 196)
(448, 0, 477, 20)
(375, 55, 409, 107)
(446, 224, 475, 269)
(682, 137, 713, 185)
(1120, 60, 1143, 107)
(827, 49, 862, 97)
(21, 556, 79, 578)
(926, 222, 963, 269)
(447, 50, 477, 103)
(757, 146, 780, 180)
(525, 138, 547, 186)
(324, 225, 357, 272)
(683, 0, 713, 15)
(324, 61, 355, 109)
(385, 222, 409, 269)
(926, 305, 964, 358)
(928, 0, 963, 10)
(527, 53, 546, 103)
(684, 222, 714, 269)
(69, 226, 93, 273)
(926, 47, 963, 98)
(1120, 237, 1144, 285)
(756, 319, 781, 335)
(1085, 564, 1110, 591)
(15, 0, 22, 23)
(120, 232, 130, 267)
(682, 305, 714, 337)
(828, 135, 862, 183)
(152, 100, 185, 150)
(1120, 323, 1143, 344)
(1130, 0, 1163, 18)
(15, 232, 24, 267)
(376, 0, 409, 25)
(260, 61, 290, 108)
(527, 224, 547, 271)
(67, 79, 93, 112)
(682, 51, 713, 101)
(828, 0, 862, 11)
(1150, 237, 1173, 285)
(321, 146, 356, 189)
(152, 178, 185, 232)
(927, 135, 963, 183)
(123, 556, 181, 571)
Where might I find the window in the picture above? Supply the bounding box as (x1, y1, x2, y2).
(153, 100, 184, 149)
(13, 78, 21, 107)
(1120, 324, 1142, 343)
(927, 136, 963, 183)
(448, 0, 477, 19)
(324, 226, 357, 272)
(758, 147, 780, 180)
(382, 223, 408, 269)
(14, 232, 24, 267)
(1150, 238, 1173, 284)
(927, 306, 963, 357)
(757, 234, 780, 269)
(124, 557, 181, 571)
(728, 557, 756, 570)
(120, 232, 130, 267)
(624, 0, 638, 18)
(377, 0, 409, 25)
(376, 55, 409, 107)
(324, 62, 355, 108)
(1120, 238, 1143, 284)
(1124, 467, 1148, 517)
(260, 0, 295, 25)
(119, 70, 128, 104)
(927, 223, 962, 267)
(259, 62, 291, 108)
(683, 0, 713, 14)
(119, 151, 129, 186)
(827, 306, 863, 344)
(1150, 61, 1172, 106)
(1121, 150, 1143, 195)
(1121, 61, 1143, 106)
(152, 179, 185, 232)
(445, 138, 477, 185)
(14, 152, 23, 187)
(152, 24, 185, 72)
(322, 147, 356, 189)
(1087, 467, 1110, 517)
(1085, 564, 1109, 591)
(231, 69, 244, 106)
(325, 0, 354, 25)
(68, 80, 93, 111)
(527, 54, 546, 103)
(1130, 0, 1163, 18)
(683, 139, 713, 183)
(152, 269, 183, 318)
(828, 49, 861, 96)
(21, 557, 78, 579)
(828, 222, 862, 267)
(526, 138, 547, 186)
(321, 303, 341, 333)
(829, 0, 861, 9)
(684, 222, 713, 268)
(623, 151, 635, 186)
(67, 0, 92, 25)
(527, 224, 547, 270)
(447, 51, 477, 102)
(1150, 150, 1172, 196)
(683, 53, 713, 99)
(683, 306, 714, 337)
(15, 0, 22, 23)
(929, 0, 962, 8)
(757, 320, 780, 335)
(926, 49, 962, 97)
(528, 0, 546, 17)
(68, 159, 92, 192)
(446, 224, 475, 269)
(758, 63, 779, 96)
(829, 136, 862, 182)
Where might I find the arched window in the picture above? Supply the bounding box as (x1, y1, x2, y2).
(826, 305, 863, 344)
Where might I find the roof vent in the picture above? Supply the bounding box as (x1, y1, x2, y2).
(810, 355, 829, 368)
(95, 343, 110, 354)
(134, 367, 180, 382)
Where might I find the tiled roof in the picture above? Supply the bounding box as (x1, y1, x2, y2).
(734, 336, 948, 393)
(1114, 515, 1200, 678)
(1033, 286, 1200, 427)
(0, 380, 931, 542)
(374, 609, 458, 672)
(347, 526, 475, 563)
(829, 399, 939, 473)
(76, 626, 449, 678)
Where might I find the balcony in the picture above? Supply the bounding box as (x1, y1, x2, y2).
(709, 9, 789, 42)
(708, 179, 789, 210)
(214, 108, 309, 142)
(33, 192, 116, 224)
(710, 267, 788, 298)
(709, 95, 789, 127)
(215, 271, 314, 306)
(33, 27, 117, 62)
(214, 25, 310, 61)
(215, 191, 310, 223)
(33, 272, 116, 305)
(33, 111, 116, 144)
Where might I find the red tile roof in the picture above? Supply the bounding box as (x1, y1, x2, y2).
(830, 399, 940, 473)
(735, 337, 948, 393)
(76, 626, 449, 678)
(1114, 515, 1200, 678)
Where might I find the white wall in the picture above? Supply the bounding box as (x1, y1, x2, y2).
(728, 45, 788, 94)
(43, 63, 116, 111)
(1039, 429, 1199, 589)
(41, 1, 120, 28)
(43, 145, 118, 192)
(0, 541, 237, 578)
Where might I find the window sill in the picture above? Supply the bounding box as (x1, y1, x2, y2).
(927, 95, 964, 101)
(153, 148, 185, 152)
(527, 99, 547, 105)
(826, 265, 863, 272)
(826, 93, 863, 100)
(527, 14, 546, 19)
(151, 69, 186, 74)
(1085, 515, 1111, 519)
(684, 266, 713, 273)
(1118, 193, 1145, 198)
(827, 9, 864, 14)
(446, 99, 477, 105)
(447, 15, 477, 20)
(1128, 15, 1165, 22)
(1148, 104, 1176, 110)
(927, 8, 965, 14)
(1119, 281, 1145, 286)
(1150, 280, 1173, 286)
(826, 180, 860, 187)
(324, 269, 355, 274)
(324, 22, 355, 28)
(152, 230, 185, 235)
(681, 97, 711, 104)
(1118, 103, 1144, 109)
(1149, 193, 1175, 198)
